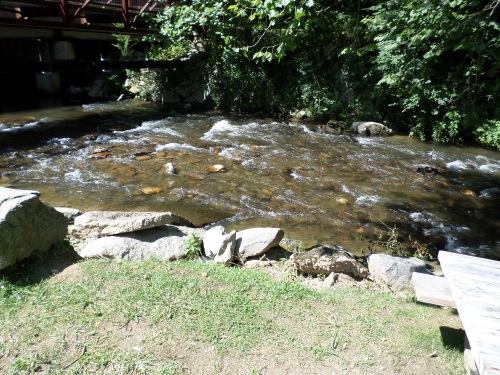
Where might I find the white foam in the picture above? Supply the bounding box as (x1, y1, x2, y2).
(341, 185, 351, 193)
(478, 164, 500, 173)
(479, 187, 500, 197)
(119, 119, 181, 137)
(201, 120, 235, 140)
(355, 195, 381, 205)
(201, 120, 266, 141)
(64, 170, 83, 181)
(0, 121, 40, 132)
(409, 212, 428, 222)
(446, 160, 469, 170)
(156, 143, 202, 152)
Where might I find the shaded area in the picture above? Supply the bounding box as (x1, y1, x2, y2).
(439, 326, 465, 352)
(378, 166, 500, 260)
(0, 240, 82, 285)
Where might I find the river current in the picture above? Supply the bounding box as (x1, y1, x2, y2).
(1, 100, 499, 259)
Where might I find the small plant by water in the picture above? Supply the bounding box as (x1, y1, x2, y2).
(367, 225, 405, 256)
(183, 233, 202, 259)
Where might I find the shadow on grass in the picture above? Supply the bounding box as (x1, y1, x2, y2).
(440, 326, 465, 352)
(0, 240, 82, 286)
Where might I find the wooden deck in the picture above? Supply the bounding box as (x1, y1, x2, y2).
(438, 251, 500, 375)
(412, 272, 456, 308)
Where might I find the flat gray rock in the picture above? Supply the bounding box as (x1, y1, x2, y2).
(70, 211, 192, 238)
(0, 187, 67, 269)
(367, 253, 429, 292)
(235, 227, 284, 261)
(80, 225, 206, 261)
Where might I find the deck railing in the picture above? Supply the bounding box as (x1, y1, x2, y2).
(0, 0, 171, 33)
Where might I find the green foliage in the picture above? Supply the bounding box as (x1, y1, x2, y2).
(126, 69, 169, 102)
(112, 34, 139, 60)
(367, 225, 406, 256)
(365, 0, 500, 145)
(183, 233, 202, 259)
(142, 0, 500, 147)
(475, 119, 500, 150)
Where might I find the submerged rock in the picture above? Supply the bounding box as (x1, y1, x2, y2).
(165, 162, 176, 175)
(208, 164, 227, 173)
(141, 187, 164, 195)
(0, 187, 67, 270)
(291, 245, 369, 279)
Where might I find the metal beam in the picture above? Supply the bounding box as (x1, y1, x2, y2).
(0, 16, 153, 34)
(0, 59, 184, 73)
(72, 0, 92, 19)
(59, 0, 69, 23)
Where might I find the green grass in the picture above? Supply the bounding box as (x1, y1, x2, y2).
(0, 248, 464, 374)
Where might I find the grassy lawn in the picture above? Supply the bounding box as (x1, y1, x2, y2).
(1, 246, 464, 374)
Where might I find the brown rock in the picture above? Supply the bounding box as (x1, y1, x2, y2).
(136, 155, 152, 161)
(88, 151, 112, 159)
(141, 187, 164, 195)
(208, 165, 227, 173)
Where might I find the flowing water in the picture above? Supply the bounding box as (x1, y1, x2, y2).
(1, 100, 499, 259)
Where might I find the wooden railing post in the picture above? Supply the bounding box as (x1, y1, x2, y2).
(122, 0, 130, 30)
(60, 0, 69, 24)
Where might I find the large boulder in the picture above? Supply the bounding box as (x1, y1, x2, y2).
(203, 226, 237, 264)
(70, 211, 192, 238)
(54, 207, 81, 224)
(80, 225, 206, 261)
(367, 253, 429, 292)
(235, 228, 284, 261)
(291, 245, 369, 279)
(0, 187, 68, 269)
(352, 121, 392, 136)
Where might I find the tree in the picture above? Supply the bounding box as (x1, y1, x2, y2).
(365, 0, 500, 147)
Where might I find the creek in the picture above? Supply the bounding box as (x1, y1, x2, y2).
(1, 100, 499, 259)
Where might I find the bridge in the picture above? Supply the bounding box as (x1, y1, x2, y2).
(0, 0, 182, 101)
(0, 0, 171, 36)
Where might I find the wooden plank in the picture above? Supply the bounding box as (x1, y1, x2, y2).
(439, 251, 500, 375)
(412, 272, 456, 308)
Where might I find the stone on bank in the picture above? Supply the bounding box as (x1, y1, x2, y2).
(80, 225, 206, 261)
(291, 245, 369, 279)
(70, 211, 192, 238)
(367, 253, 430, 293)
(0, 187, 67, 270)
(203, 226, 237, 264)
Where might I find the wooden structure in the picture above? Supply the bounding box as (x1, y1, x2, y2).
(0, 0, 173, 34)
(412, 272, 456, 308)
(437, 251, 500, 375)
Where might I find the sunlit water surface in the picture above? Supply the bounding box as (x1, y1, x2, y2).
(1, 100, 499, 258)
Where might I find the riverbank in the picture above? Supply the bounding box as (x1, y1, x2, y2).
(0, 243, 464, 375)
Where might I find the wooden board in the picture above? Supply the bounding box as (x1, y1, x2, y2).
(439, 251, 500, 375)
(412, 272, 456, 308)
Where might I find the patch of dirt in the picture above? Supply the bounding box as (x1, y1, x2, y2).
(50, 263, 86, 284)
